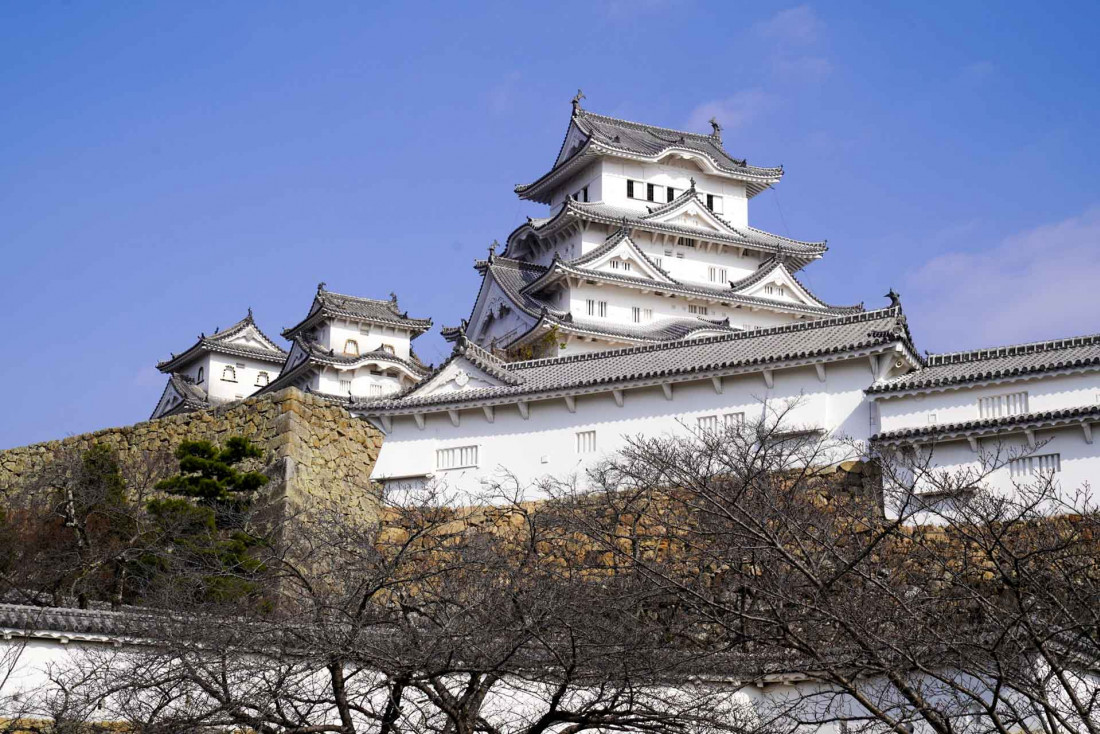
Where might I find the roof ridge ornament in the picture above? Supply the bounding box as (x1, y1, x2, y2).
(488, 239, 498, 263)
(571, 89, 585, 115)
(689, 177, 696, 190)
(885, 289, 901, 309)
(709, 117, 723, 142)
(317, 282, 326, 294)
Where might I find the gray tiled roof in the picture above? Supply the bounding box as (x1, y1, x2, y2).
(872, 405, 1100, 444)
(156, 312, 287, 372)
(473, 257, 563, 317)
(516, 109, 784, 202)
(0, 602, 150, 639)
(868, 334, 1100, 394)
(362, 307, 911, 413)
(283, 289, 432, 340)
(150, 373, 214, 419)
(505, 196, 825, 265)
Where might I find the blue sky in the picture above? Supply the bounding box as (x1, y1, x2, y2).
(2, 1, 1099, 449)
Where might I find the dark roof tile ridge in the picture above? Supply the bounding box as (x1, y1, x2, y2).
(318, 288, 393, 307)
(745, 224, 828, 248)
(207, 317, 288, 355)
(580, 109, 725, 145)
(925, 333, 1100, 366)
(508, 306, 901, 371)
(873, 404, 1100, 442)
(728, 256, 781, 291)
(488, 256, 550, 272)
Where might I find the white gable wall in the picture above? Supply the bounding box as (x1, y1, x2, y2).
(469, 279, 537, 349)
(593, 158, 749, 227)
(206, 353, 279, 402)
(564, 283, 803, 332)
(323, 318, 414, 361)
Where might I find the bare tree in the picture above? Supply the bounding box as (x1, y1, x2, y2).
(540, 400, 1099, 734)
(65, 483, 761, 733)
(0, 443, 175, 609)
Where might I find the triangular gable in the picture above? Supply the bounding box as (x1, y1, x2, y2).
(283, 340, 314, 371)
(407, 355, 510, 400)
(151, 378, 186, 419)
(572, 232, 675, 283)
(467, 269, 541, 349)
(554, 119, 590, 168)
(214, 322, 283, 354)
(642, 191, 736, 235)
(734, 261, 825, 308)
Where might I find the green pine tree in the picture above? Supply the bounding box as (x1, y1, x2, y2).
(147, 436, 270, 605)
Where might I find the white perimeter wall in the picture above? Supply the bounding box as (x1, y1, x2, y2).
(876, 370, 1100, 433)
(371, 359, 874, 502)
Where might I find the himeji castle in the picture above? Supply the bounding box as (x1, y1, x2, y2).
(152, 95, 1100, 507)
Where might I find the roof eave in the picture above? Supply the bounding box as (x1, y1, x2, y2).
(359, 342, 899, 418)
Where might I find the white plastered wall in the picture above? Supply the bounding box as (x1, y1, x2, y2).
(876, 371, 1100, 433)
(565, 282, 803, 332)
(370, 359, 875, 503)
(205, 353, 281, 402)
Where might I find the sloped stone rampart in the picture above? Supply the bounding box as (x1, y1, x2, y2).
(0, 388, 382, 524)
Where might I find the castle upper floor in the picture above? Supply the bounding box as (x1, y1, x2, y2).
(514, 98, 784, 231)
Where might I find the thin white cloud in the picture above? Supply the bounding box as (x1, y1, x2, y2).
(753, 5, 832, 83)
(685, 90, 774, 135)
(754, 4, 821, 43)
(958, 60, 996, 84)
(486, 71, 522, 116)
(772, 54, 832, 82)
(905, 207, 1100, 352)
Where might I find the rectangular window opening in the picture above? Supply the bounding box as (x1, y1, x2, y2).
(576, 430, 597, 454)
(437, 445, 479, 471)
(1009, 453, 1061, 478)
(978, 391, 1029, 419)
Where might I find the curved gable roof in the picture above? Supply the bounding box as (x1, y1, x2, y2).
(283, 288, 433, 340)
(516, 107, 784, 203)
(156, 312, 287, 373)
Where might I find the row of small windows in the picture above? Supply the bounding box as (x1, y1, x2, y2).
(436, 414, 752, 469)
(626, 180, 724, 214)
(339, 379, 390, 397)
(586, 299, 707, 320)
(570, 186, 590, 203)
(764, 284, 787, 297)
(343, 339, 396, 356)
(210, 364, 270, 387)
(696, 412, 745, 432)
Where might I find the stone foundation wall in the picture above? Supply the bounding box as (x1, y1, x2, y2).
(0, 388, 382, 523)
